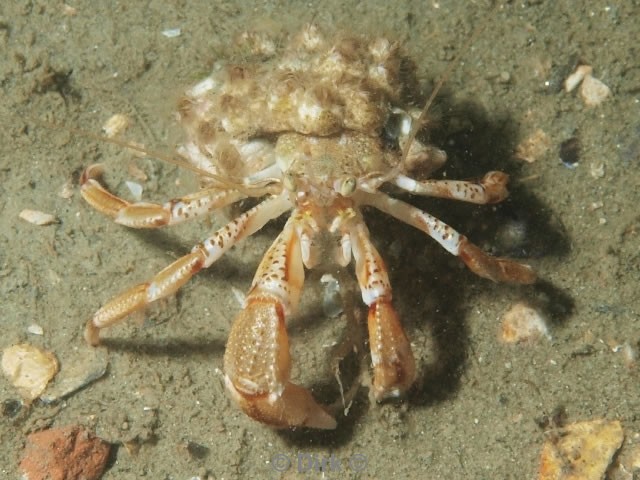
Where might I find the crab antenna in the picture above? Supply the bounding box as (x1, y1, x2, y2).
(396, 3, 498, 176)
(29, 117, 278, 196)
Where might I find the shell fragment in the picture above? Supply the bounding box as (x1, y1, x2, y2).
(19, 209, 58, 226)
(2, 344, 59, 401)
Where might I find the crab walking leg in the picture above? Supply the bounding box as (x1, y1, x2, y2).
(81, 164, 245, 228)
(349, 220, 417, 400)
(224, 215, 337, 429)
(357, 191, 536, 284)
(85, 193, 293, 346)
(393, 171, 509, 204)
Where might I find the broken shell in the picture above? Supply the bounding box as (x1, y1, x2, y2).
(2, 343, 59, 401)
(102, 113, 130, 138)
(40, 346, 108, 403)
(161, 28, 182, 38)
(500, 302, 550, 344)
(27, 324, 44, 336)
(580, 74, 611, 106)
(19, 209, 58, 226)
(538, 419, 624, 480)
(564, 64, 593, 93)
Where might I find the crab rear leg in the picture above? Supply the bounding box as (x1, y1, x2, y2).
(224, 216, 336, 429)
(349, 221, 417, 401)
(84, 193, 292, 345)
(357, 190, 536, 284)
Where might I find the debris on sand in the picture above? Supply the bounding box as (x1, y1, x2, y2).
(538, 419, 624, 480)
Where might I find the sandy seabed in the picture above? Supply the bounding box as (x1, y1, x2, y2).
(1, 1, 638, 478)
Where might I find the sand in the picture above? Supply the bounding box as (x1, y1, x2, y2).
(1, 1, 638, 478)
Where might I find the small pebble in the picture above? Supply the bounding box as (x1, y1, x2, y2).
(58, 180, 74, 199)
(102, 113, 130, 138)
(564, 64, 611, 106)
(621, 342, 638, 369)
(590, 162, 605, 178)
(515, 129, 551, 163)
(500, 302, 550, 344)
(580, 74, 611, 106)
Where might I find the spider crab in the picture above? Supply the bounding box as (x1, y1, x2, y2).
(81, 25, 535, 429)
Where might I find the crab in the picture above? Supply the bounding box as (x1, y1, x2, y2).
(80, 25, 536, 429)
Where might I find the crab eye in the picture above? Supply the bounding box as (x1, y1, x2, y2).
(381, 112, 404, 151)
(283, 172, 297, 191)
(339, 176, 357, 196)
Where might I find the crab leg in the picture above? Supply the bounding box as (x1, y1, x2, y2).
(392, 171, 509, 204)
(81, 164, 245, 228)
(348, 220, 417, 401)
(84, 193, 292, 346)
(356, 190, 536, 284)
(224, 214, 337, 429)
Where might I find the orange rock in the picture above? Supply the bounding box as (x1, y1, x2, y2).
(20, 425, 111, 480)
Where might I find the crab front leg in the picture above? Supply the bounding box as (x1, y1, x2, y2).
(81, 164, 245, 228)
(357, 190, 536, 284)
(392, 171, 509, 204)
(84, 193, 292, 345)
(224, 214, 337, 429)
(348, 220, 417, 401)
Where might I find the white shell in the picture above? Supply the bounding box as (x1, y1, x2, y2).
(27, 324, 44, 336)
(19, 209, 58, 226)
(2, 343, 59, 401)
(162, 28, 182, 38)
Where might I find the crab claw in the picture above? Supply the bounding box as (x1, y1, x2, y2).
(224, 296, 337, 429)
(224, 377, 337, 430)
(368, 300, 416, 401)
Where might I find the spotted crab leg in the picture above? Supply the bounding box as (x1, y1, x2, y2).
(84, 193, 292, 346)
(392, 171, 509, 204)
(347, 220, 416, 400)
(80, 164, 246, 228)
(223, 213, 337, 429)
(356, 190, 536, 284)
